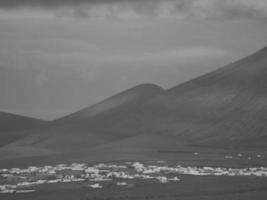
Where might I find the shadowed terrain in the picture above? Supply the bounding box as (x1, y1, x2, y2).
(0, 112, 45, 147)
(2, 175, 267, 200)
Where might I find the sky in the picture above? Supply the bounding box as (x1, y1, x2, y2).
(0, 0, 267, 120)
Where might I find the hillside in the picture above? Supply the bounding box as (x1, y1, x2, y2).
(1, 46, 267, 164)
(2, 84, 164, 155)
(137, 46, 267, 148)
(0, 112, 45, 146)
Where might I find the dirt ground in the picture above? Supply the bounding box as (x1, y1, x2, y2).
(1, 174, 267, 200)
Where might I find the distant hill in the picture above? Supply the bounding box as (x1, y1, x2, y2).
(1, 46, 267, 163)
(0, 112, 45, 146)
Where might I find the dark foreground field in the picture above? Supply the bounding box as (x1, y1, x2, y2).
(1, 175, 267, 200)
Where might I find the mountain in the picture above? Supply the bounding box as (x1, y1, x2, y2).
(136, 46, 267, 148)
(54, 83, 163, 128)
(2, 84, 164, 155)
(1, 46, 267, 165)
(0, 112, 45, 146)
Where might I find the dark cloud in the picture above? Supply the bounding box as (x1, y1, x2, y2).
(216, 0, 267, 22)
(0, 0, 151, 9)
(0, 0, 266, 23)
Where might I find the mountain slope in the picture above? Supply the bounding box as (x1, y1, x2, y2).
(0, 112, 45, 146)
(56, 83, 163, 123)
(135, 46, 267, 148)
(3, 84, 164, 154)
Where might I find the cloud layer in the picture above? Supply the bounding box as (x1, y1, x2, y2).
(1, 1, 267, 119)
(0, 0, 266, 22)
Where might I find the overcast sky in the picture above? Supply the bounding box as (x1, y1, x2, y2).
(0, 0, 267, 120)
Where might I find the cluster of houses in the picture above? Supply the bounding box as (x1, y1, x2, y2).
(0, 161, 266, 193)
(224, 153, 263, 160)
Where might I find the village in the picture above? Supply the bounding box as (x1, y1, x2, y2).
(1, 160, 267, 194)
